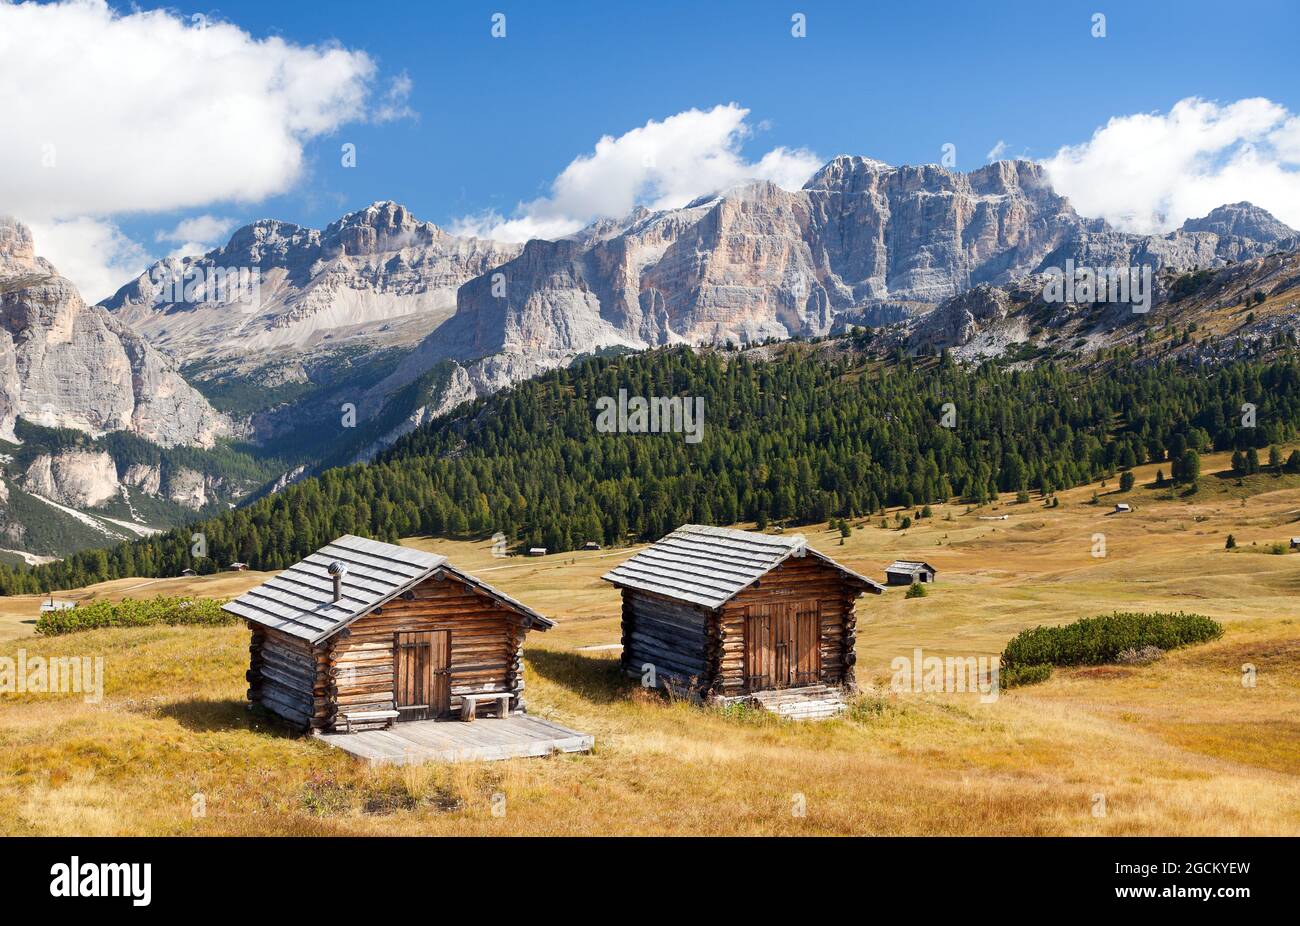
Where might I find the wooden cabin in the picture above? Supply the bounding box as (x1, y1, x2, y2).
(602, 524, 883, 701)
(884, 560, 936, 585)
(222, 535, 553, 733)
(1113, 503, 1132, 513)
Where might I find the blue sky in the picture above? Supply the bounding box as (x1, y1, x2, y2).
(3, 0, 1299, 298)
(190, 0, 1300, 227)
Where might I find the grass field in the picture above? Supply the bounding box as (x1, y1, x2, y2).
(1, 447, 1297, 835)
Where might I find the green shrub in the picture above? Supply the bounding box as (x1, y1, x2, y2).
(905, 583, 928, 599)
(1000, 611, 1221, 671)
(36, 595, 233, 636)
(1001, 663, 1052, 688)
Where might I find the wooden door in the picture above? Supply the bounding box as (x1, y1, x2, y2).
(745, 601, 821, 690)
(791, 600, 820, 686)
(394, 630, 449, 720)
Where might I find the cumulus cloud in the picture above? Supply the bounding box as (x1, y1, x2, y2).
(1042, 97, 1300, 234)
(451, 104, 822, 242)
(25, 217, 150, 304)
(986, 140, 1008, 162)
(155, 215, 239, 258)
(0, 0, 410, 298)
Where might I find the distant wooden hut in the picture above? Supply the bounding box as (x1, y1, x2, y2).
(1291, 537, 1300, 550)
(884, 560, 936, 585)
(527, 547, 547, 557)
(227, 562, 248, 571)
(1113, 503, 1132, 513)
(602, 525, 883, 701)
(222, 535, 553, 733)
(180, 568, 197, 577)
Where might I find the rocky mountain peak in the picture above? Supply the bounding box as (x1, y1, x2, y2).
(1180, 202, 1297, 243)
(101, 202, 524, 377)
(803, 154, 893, 191)
(323, 201, 444, 256)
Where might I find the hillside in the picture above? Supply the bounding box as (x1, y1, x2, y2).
(906, 245, 1300, 365)
(6, 338, 1300, 594)
(1, 447, 1296, 835)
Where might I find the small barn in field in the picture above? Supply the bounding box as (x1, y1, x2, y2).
(884, 560, 936, 585)
(602, 525, 883, 701)
(222, 535, 553, 733)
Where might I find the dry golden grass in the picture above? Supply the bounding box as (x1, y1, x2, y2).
(1, 446, 1297, 835)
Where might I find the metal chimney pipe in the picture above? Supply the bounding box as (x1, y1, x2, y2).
(328, 561, 347, 602)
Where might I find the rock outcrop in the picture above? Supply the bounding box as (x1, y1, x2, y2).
(908, 284, 1016, 354)
(0, 217, 232, 448)
(21, 450, 119, 508)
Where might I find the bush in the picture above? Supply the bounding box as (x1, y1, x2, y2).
(1002, 663, 1052, 688)
(1000, 611, 1221, 671)
(36, 595, 233, 636)
(905, 583, 928, 599)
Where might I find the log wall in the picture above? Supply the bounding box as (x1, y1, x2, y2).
(619, 589, 717, 692)
(324, 572, 527, 732)
(716, 556, 861, 697)
(246, 624, 329, 729)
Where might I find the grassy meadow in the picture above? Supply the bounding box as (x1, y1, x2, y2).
(1, 447, 1298, 835)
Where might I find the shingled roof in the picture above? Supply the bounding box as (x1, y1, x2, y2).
(602, 524, 884, 609)
(886, 560, 936, 574)
(222, 534, 552, 643)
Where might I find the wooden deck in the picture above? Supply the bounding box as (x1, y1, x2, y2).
(315, 714, 594, 764)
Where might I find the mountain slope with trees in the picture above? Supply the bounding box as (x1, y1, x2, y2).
(6, 341, 1300, 594)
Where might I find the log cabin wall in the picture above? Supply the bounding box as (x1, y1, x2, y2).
(246, 624, 329, 730)
(324, 571, 525, 732)
(716, 556, 860, 697)
(619, 589, 718, 691)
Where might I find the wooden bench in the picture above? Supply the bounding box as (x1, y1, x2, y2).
(459, 693, 512, 722)
(337, 709, 399, 733)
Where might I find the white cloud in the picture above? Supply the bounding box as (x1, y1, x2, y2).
(0, 0, 412, 296)
(986, 140, 1008, 162)
(25, 217, 150, 304)
(155, 215, 238, 259)
(375, 73, 416, 123)
(1041, 97, 1300, 234)
(452, 104, 822, 242)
